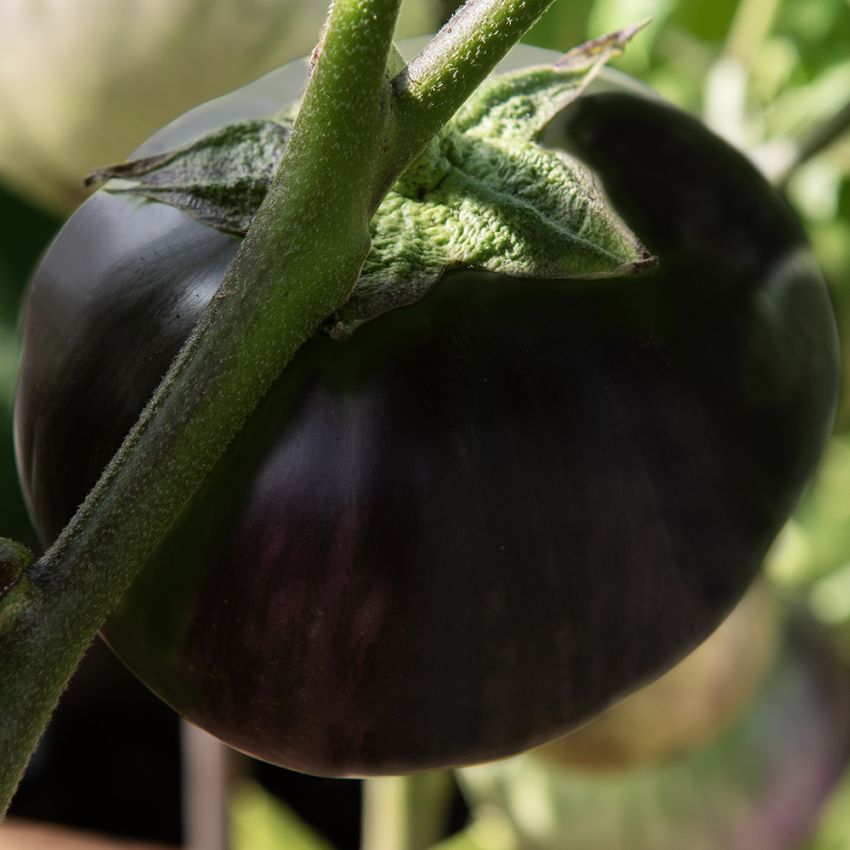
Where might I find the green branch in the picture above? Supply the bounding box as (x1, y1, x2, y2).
(702, 0, 781, 145)
(380, 0, 556, 195)
(0, 0, 402, 814)
(0, 0, 558, 817)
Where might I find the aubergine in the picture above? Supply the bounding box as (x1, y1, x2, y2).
(14, 45, 839, 774)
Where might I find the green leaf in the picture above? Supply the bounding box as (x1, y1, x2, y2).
(230, 780, 334, 850)
(331, 124, 653, 337)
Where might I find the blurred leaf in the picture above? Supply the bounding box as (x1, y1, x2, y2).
(767, 435, 850, 594)
(788, 158, 844, 222)
(807, 216, 850, 300)
(646, 31, 714, 105)
(588, 0, 672, 72)
(230, 780, 334, 850)
(809, 565, 850, 630)
(0, 0, 443, 213)
(802, 768, 850, 850)
(431, 808, 519, 850)
(765, 60, 850, 139)
(750, 36, 798, 103)
(667, 0, 738, 42)
(775, 0, 850, 76)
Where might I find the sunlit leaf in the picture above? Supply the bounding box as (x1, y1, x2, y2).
(230, 780, 334, 850)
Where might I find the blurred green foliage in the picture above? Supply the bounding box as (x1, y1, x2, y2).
(231, 780, 333, 850)
(803, 768, 850, 850)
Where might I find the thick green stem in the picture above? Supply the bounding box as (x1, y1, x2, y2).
(0, 0, 401, 814)
(0, 0, 557, 817)
(381, 0, 555, 193)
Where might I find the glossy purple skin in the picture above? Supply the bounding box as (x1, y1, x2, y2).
(14, 65, 839, 774)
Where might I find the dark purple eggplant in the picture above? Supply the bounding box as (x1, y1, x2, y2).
(13, 49, 839, 775)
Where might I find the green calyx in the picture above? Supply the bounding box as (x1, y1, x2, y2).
(85, 118, 295, 235)
(90, 25, 654, 338)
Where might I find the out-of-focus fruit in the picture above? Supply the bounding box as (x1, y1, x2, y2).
(537, 582, 781, 771)
(0, 0, 437, 211)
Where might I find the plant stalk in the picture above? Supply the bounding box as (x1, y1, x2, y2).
(723, 0, 781, 66)
(381, 0, 555, 194)
(0, 0, 401, 814)
(0, 0, 556, 818)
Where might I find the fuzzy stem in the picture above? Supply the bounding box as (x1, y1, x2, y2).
(380, 0, 555, 195)
(0, 0, 557, 818)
